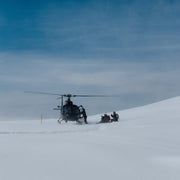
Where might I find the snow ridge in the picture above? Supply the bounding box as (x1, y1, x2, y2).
(0, 96, 180, 180)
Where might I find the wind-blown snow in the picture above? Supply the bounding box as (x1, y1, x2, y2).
(0, 97, 180, 180)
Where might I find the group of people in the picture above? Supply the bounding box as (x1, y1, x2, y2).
(100, 111, 119, 123)
(79, 105, 119, 124)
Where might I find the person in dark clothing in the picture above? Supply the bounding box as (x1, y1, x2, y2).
(79, 105, 88, 124)
(82, 107, 88, 124)
(111, 111, 119, 122)
(100, 114, 111, 123)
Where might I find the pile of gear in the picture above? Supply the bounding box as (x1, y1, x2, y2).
(99, 111, 119, 123)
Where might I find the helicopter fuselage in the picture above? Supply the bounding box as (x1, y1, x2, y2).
(62, 104, 81, 121)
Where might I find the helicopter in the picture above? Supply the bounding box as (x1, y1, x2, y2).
(25, 91, 109, 124)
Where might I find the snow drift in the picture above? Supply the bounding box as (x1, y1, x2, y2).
(0, 96, 180, 180)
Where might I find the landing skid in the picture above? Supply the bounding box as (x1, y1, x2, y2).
(57, 117, 87, 125)
(76, 120, 83, 125)
(57, 118, 68, 124)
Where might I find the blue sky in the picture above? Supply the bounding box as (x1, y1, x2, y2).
(0, 0, 180, 119)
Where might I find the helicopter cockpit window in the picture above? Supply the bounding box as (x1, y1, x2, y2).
(63, 106, 70, 114)
(63, 105, 80, 115)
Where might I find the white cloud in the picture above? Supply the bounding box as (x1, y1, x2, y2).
(0, 52, 180, 118)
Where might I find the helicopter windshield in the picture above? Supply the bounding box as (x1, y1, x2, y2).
(63, 105, 80, 116)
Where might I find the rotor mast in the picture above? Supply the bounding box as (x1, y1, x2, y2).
(61, 95, 63, 115)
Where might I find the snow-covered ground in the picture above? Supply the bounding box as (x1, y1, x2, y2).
(1, 97, 180, 180)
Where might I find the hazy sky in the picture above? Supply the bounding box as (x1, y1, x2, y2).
(0, 0, 180, 119)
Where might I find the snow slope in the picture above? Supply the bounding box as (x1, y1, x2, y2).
(0, 97, 180, 180)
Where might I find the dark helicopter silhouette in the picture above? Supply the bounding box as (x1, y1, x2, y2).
(25, 91, 109, 124)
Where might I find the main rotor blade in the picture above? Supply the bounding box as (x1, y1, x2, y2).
(72, 95, 114, 97)
(25, 91, 116, 98)
(24, 91, 63, 96)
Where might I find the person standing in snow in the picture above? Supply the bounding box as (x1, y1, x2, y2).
(79, 105, 88, 124)
(82, 107, 88, 124)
